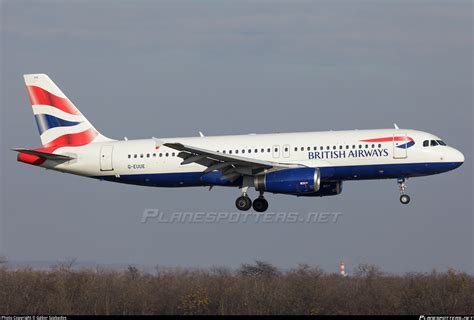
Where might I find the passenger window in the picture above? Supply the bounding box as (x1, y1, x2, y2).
(333, 146, 336, 150)
(153, 153, 156, 157)
(378, 144, 382, 148)
(314, 146, 317, 150)
(307, 147, 310, 151)
(166, 153, 169, 157)
(146, 154, 150, 158)
(352, 145, 356, 149)
(326, 146, 330, 150)
(128, 154, 131, 158)
(242, 149, 245, 154)
(365, 144, 369, 149)
(229, 150, 232, 154)
(235, 150, 239, 154)
(371, 144, 375, 148)
(140, 154, 144, 158)
(274, 148, 278, 152)
(346, 145, 349, 149)
(248, 149, 251, 153)
(159, 153, 163, 157)
(254, 149, 258, 153)
(267, 148, 271, 152)
(284, 147, 288, 152)
(261, 148, 265, 153)
(320, 146, 324, 150)
(172, 152, 175, 156)
(339, 145, 343, 150)
(300, 147, 304, 151)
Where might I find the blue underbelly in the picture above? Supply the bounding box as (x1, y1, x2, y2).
(320, 162, 462, 181)
(94, 162, 462, 187)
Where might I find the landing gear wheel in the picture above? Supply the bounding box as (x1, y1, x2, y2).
(236, 196, 252, 211)
(400, 194, 411, 205)
(252, 198, 269, 212)
(397, 177, 411, 205)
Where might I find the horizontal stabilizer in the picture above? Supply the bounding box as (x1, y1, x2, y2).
(12, 148, 75, 161)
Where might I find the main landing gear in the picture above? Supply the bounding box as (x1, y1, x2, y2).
(252, 192, 269, 213)
(235, 195, 252, 211)
(235, 188, 269, 212)
(398, 177, 411, 205)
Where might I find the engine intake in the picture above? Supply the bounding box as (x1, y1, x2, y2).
(254, 167, 320, 195)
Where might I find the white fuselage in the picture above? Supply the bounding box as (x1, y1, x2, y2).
(39, 128, 464, 189)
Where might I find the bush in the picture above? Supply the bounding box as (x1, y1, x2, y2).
(0, 262, 472, 315)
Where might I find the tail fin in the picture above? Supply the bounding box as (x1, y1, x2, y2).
(24, 74, 112, 148)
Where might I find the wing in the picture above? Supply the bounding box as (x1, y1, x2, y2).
(154, 138, 303, 181)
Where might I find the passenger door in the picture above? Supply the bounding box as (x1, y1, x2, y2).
(393, 134, 408, 159)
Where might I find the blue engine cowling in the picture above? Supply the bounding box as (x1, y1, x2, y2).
(298, 181, 343, 197)
(254, 168, 320, 195)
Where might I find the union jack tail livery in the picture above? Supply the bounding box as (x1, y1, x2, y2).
(24, 74, 111, 149)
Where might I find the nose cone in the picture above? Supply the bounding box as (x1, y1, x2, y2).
(448, 148, 464, 169)
(453, 149, 465, 163)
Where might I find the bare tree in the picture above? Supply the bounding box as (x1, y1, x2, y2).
(239, 260, 280, 278)
(0, 262, 472, 315)
(51, 257, 78, 271)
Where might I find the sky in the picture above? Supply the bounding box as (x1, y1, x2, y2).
(0, 0, 472, 274)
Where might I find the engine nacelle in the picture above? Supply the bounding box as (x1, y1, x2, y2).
(254, 168, 320, 195)
(298, 181, 343, 197)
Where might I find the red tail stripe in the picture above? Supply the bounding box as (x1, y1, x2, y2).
(26, 85, 81, 116)
(18, 128, 96, 166)
(18, 121, 97, 167)
(361, 136, 413, 143)
(41, 128, 98, 151)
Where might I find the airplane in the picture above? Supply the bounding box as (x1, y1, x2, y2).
(13, 74, 465, 212)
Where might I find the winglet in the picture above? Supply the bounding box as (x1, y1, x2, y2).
(394, 123, 399, 129)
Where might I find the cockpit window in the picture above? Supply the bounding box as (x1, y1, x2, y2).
(423, 139, 447, 147)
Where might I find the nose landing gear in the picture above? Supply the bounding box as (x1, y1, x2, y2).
(398, 178, 411, 205)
